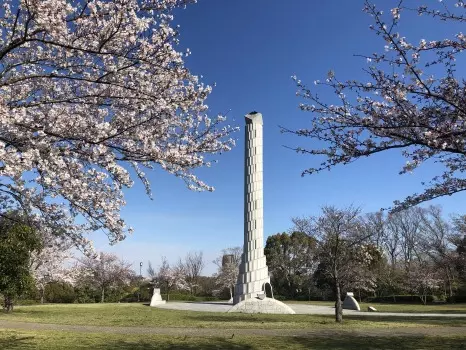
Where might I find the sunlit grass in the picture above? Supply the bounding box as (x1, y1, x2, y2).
(1, 328, 465, 350)
(0, 303, 465, 329)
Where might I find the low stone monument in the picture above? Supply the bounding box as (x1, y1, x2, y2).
(342, 292, 360, 311)
(228, 297, 295, 314)
(367, 306, 377, 312)
(150, 288, 166, 307)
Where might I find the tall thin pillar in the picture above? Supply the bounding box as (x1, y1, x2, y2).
(233, 112, 271, 304)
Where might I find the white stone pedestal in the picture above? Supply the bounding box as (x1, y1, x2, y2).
(228, 297, 295, 314)
(150, 288, 166, 307)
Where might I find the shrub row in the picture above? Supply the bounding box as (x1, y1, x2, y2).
(446, 295, 466, 303)
(163, 293, 219, 302)
(366, 295, 437, 304)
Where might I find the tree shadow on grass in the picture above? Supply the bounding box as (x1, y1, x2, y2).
(290, 335, 466, 350)
(345, 315, 466, 327)
(2, 333, 466, 350)
(0, 334, 36, 350)
(91, 337, 253, 350)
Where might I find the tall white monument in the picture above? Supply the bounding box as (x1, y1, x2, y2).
(233, 112, 270, 304)
(230, 112, 295, 314)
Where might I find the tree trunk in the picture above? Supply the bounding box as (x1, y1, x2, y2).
(3, 295, 14, 313)
(40, 288, 44, 304)
(335, 282, 343, 322)
(101, 287, 105, 303)
(229, 287, 233, 300)
(446, 267, 453, 298)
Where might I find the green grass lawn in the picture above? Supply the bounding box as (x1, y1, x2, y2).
(1, 329, 465, 350)
(0, 304, 465, 349)
(286, 300, 466, 314)
(0, 303, 465, 329)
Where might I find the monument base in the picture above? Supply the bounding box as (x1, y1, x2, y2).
(150, 299, 166, 306)
(150, 288, 166, 307)
(228, 297, 295, 314)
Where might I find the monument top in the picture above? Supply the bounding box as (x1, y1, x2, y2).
(245, 111, 263, 125)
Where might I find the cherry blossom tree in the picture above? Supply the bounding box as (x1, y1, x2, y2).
(148, 256, 187, 300)
(30, 235, 74, 303)
(285, 0, 466, 211)
(406, 260, 440, 305)
(179, 250, 204, 295)
(213, 247, 241, 300)
(310, 206, 376, 322)
(73, 251, 134, 303)
(0, 0, 236, 253)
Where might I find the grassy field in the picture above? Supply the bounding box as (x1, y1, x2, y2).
(285, 300, 466, 314)
(0, 304, 465, 349)
(1, 329, 466, 350)
(0, 303, 465, 328)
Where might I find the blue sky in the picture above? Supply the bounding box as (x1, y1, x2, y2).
(94, 0, 466, 275)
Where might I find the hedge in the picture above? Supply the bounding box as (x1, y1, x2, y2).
(366, 295, 437, 304)
(159, 293, 219, 302)
(447, 295, 466, 303)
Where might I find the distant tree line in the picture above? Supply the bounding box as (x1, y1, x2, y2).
(3, 203, 465, 323)
(265, 205, 466, 322)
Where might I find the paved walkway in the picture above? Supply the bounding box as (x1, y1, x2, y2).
(1, 320, 466, 338)
(155, 302, 466, 318)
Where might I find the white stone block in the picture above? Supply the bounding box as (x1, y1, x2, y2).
(150, 288, 166, 307)
(342, 292, 360, 311)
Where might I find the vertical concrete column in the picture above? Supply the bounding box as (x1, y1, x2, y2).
(233, 112, 271, 304)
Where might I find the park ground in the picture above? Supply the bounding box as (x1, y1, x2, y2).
(0, 302, 466, 349)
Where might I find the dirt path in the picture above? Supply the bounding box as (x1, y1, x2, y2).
(1, 319, 465, 338)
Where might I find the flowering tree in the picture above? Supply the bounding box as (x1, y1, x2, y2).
(213, 247, 241, 300)
(148, 256, 187, 300)
(406, 260, 440, 305)
(0, 0, 236, 252)
(73, 251, 134, 302)
(285, 0, 466, 211)
(30, 236, 74, 303)
(179, 250, 204, 295)
(309, 206, 377, 322)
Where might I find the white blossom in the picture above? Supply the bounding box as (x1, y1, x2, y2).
(0, 0, 236, 250)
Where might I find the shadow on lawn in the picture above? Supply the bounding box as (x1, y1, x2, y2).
(91, 337, 253, 350)
(2, 333, 466, 350)
(104, 336, 466, 350)
(345, 315, 466, 326)
(0, 334, 35, 350)
(290, 335, 466, 350)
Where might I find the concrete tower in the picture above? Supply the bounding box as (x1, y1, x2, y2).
(233, 112, 271, 304)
